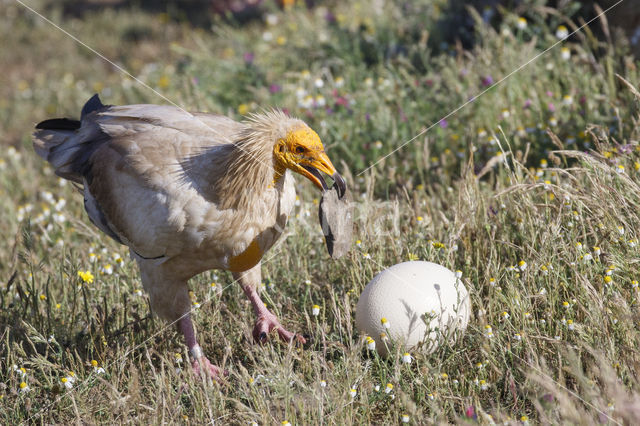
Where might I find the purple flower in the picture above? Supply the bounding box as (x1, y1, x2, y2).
(325, 11, 336, 23)
(481, 76, 494, 87)
(620, 144, 633, 154)
(325, 107, 334, 115)
(365, 113, 370, 121)
(398, 107, 407, 122)
(191, 77, 199, 85)
(548, 103, 556, 112)
(546, 90, 553, 97)
(439, 119, 448, 128)
(269, 84, 281, 94)
(243, 52, 254, 64)
(523, 99, 532, 109)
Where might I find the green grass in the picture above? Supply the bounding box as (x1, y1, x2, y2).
(2, 0, 640, 423)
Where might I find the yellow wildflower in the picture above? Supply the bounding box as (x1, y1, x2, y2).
(157, 75, 170, 89)
(78, 270, 94, 284)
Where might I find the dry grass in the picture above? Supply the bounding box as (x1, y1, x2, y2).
(1, 0, 640, 424)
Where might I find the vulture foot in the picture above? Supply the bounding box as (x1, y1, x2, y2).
(191, 355, 227, 382)
(253, 311, 306, 345)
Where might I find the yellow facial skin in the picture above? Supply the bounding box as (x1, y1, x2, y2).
(274, 126, 338, 190)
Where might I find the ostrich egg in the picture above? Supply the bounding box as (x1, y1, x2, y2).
(355, 261, 471, 357)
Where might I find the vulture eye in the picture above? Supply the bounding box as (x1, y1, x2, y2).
(295, 146, 306, 154)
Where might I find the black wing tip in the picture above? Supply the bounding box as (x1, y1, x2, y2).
(81, 93, 106, 119)
(35, 118, 81, 130)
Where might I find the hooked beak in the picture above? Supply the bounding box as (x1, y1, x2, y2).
(299, 152, 346, 198)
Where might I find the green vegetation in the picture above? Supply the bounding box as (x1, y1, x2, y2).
(1, 0, 640, 423)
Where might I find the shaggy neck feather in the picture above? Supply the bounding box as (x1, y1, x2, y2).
(215, 111, 301, 211)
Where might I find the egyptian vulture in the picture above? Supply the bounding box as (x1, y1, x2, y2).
(33, 95, 345, 379)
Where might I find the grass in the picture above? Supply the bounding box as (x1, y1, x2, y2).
(1, 0, 640, 423)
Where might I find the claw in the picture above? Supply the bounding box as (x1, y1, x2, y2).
(252, 312, 306, 345)
(191, 355, 227, 383)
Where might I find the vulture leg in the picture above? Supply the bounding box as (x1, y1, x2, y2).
(137, 256, 225, 380)
(234, 263, 306, 345)
(177, 315, 225, 380)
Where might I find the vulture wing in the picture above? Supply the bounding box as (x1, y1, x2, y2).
(34, 96, 243, 260)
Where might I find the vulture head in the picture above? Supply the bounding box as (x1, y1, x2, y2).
(218, 110, 347, 210)
(273, 125, 346, 198)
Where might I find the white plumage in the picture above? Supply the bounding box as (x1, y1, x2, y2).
(33, 95, 345, 379)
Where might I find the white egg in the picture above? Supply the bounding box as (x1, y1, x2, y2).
(355, 261, 470, 356)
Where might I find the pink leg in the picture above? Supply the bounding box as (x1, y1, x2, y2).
(178, 315, 225, 381)
(135, 258, 225, 381)
(241, 284, 306, 344)
(234, 263, 306, 345)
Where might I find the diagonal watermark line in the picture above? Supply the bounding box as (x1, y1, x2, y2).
(15, 0, 277, 173)
(508, 350, 622, 425)
(22, 248, 285, 425)
(21, 175, 317, 424)
(359, 252, 622, 425)
(14, 0, 628, 423)
(14, 1, 313, 422)
(15, 0, 186, 117)
(358, 0, 626, 177)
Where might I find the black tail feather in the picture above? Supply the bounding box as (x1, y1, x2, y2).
(81, 93, 106, 119)
(35, 94, 107, 131)
(35, 118, 81, 130)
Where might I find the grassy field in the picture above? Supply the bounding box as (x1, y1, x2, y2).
(2, 0, 640, 423)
